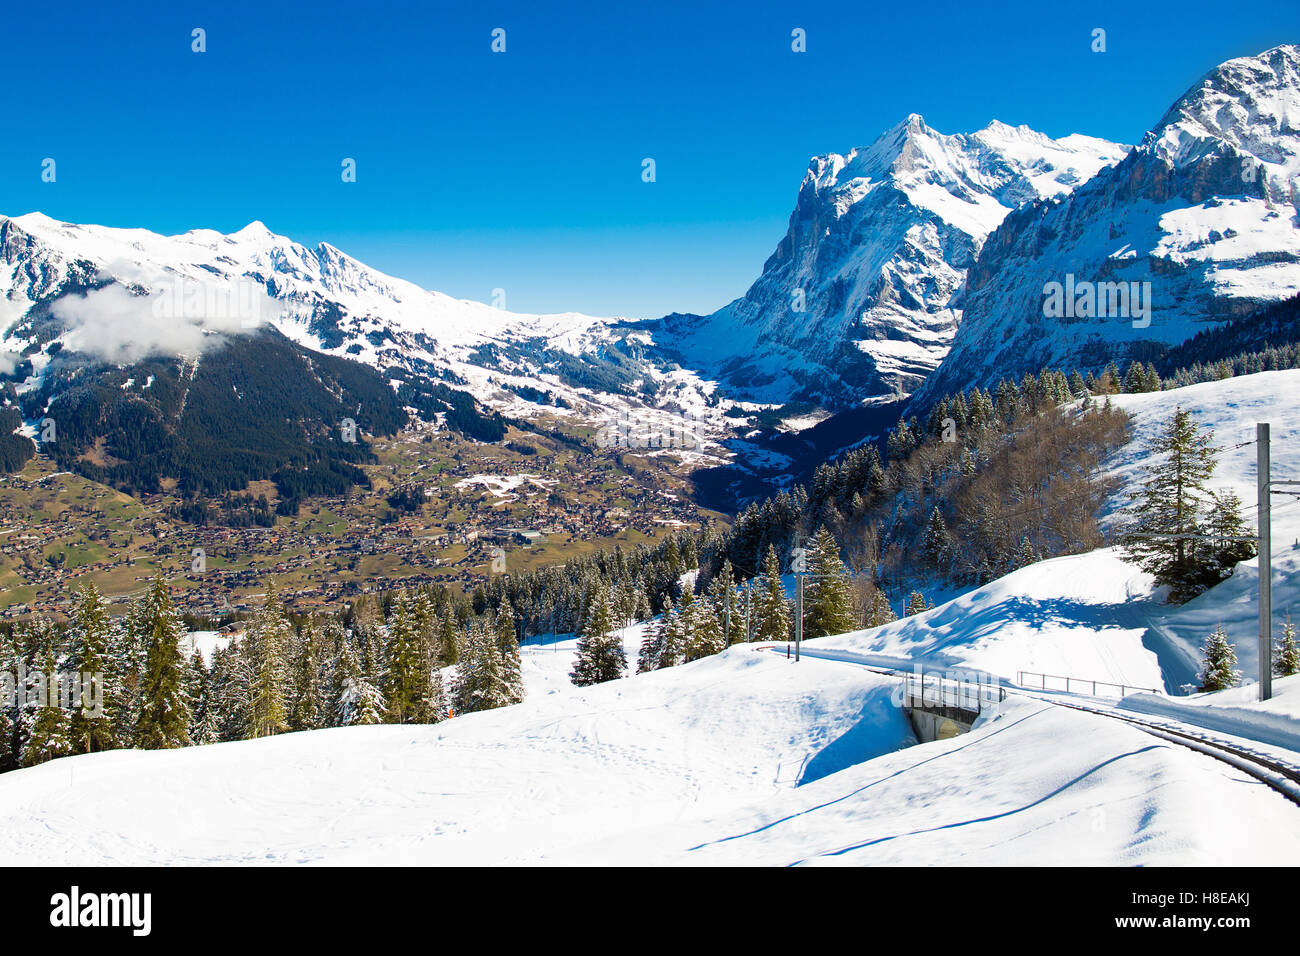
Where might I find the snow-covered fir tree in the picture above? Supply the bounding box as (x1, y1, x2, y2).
(905, 590, 932, 617)
(332, 635, 385, 726)
(636, 595, 670, 673)
(802, 527, 857, 638)
(453, 622, 512, 713)
(1275, 613, 1300, 678)
(493, 602, 525, 705)
(682, 595, 726, 663)
(20, 647, 73, 768)
(385, 591, 431, 724)
(183, 650, 211, 745)
(752, 545, 790, 644)
(571, 585, 627, 686)
(289, 619, 328, 731)
(1199, 624, 1241, 692)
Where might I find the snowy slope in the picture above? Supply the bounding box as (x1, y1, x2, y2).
(919, 45, 1300, 404)
(1, 645, 1295, 865)
(1104, 369, 1300, 691)
(807, 549, 1166, 692)
(659, 116, 1125, 406)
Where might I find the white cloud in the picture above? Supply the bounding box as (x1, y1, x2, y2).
(50, 279, 280, 365)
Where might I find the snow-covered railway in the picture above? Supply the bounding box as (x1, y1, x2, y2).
(777, 644, 1300, 810)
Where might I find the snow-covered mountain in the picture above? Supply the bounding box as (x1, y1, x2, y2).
(917, 44, 1300, 405)
(0, 212, 696, 421)
(653, 116, 1127, 407)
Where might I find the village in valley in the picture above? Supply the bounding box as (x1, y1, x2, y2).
(0, 413, 718, 621)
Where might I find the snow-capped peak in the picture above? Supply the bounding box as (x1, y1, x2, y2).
(1150, 44, 1300, 183)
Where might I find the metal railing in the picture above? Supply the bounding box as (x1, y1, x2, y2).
(1016, 670, 1160, 698)
(903, 670, 1006, 714)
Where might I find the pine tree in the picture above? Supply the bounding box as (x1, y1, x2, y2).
(709, 561, 743, 645)
(866, 589, 897, 628)
(923, 507, 951, 569)
(1199, 624, 1241, 692)
(332, 637, 385, 726)
(657, 600, 687, 669)
(247, 588, 291, 738)
(802, 527, 856, 638)
(453, 623, 512, 713)
(207, 641, 250, 741)
(385, 592, 430, 724)
(494, 603, 525, 705)
(1275, 614, 1300, 678)
(1123, 408, 1221, 601)
(1204, 490, 1256, 579)
(183, 650, 210, 744)
(571, 586, 627, 686)
(637, 596, 671, 673)
(438, 611, 460, 666)
(134, 575, 192, 749)
(682, 598, 726, 662)
(289, 619, 327, 731)
(67, 583, 117, 754)
(752, 545, 790, 643)
(905, 590, 932, 617)
(20, 647, 73, 768)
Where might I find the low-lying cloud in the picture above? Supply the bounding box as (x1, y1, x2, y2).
(51, 280, 280, 365)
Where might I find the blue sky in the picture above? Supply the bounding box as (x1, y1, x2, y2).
(3, 0, 1297, 318)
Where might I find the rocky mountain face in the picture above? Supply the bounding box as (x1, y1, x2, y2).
(653, 115, 1127, 408)
(915, 44, 1300, 406)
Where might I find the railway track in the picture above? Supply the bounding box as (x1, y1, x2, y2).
(770, 644, 1300, 808)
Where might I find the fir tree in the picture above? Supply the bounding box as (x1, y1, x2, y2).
(438, 611, 460, 666)
(571, 586, 627, 686)
(637, 596, 671, 673)
(20, 648, 74, 768)
(247, 588, 291, 737)
(709, 561, 743, 645)
(289, 619, 327, 731)
(682, 598, 726, 662)
(1275, 614, 1300, 678)
(385, 592, 430, 723)
(1199, 624, 1241, 692)
(183, 651, 210, 744)
(866, 589, 897, 628)
(905, 590, 932, 617)
(453, 623, 512, 713)
(923, 507, 951, 568)
(752, 545, 790, 644)
(1123, 408, 1221, 601)
(494, 603, 525, 705)
(802, 527, 856, 639)
(332, 637, 385, 726)
(67, 583, 117, 754)
(134, 576, 192, 749)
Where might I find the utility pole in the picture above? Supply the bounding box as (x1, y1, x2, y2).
(792, 536, 807, 662)
(1259, 423, 1272, 702)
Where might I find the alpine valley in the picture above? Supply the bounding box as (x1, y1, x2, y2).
(1, 44, 1298, 613)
